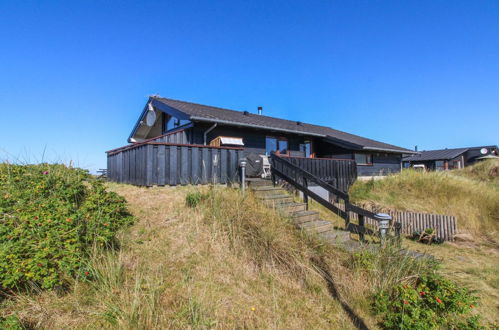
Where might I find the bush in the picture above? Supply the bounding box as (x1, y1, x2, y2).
(0, 315, 23, 330)
(373, 273, 481, 329)
(185, 191, 206, 208)
(0, 163, 134, 290)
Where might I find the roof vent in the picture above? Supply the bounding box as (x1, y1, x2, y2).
(257, 106, 262, 115)
(296, 121, 302, 126)
(243, 111, 250, 116)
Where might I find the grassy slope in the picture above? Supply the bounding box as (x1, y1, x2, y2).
(350, 159, 499, 236)
(3, 162, 497, 327)
(3, 185, 377, 329)
(349, 159, 499, 325)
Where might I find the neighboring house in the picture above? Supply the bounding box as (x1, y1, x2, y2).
(402, 146, 499, 171)
(125, 96, 415, 177)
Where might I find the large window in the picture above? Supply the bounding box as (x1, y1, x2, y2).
(435, 160, 445, 171)
(354, 153, 373, 165)
(266, 137, 288, 155)
(164, 114, 190, 132)
(300, 141, 312, 158)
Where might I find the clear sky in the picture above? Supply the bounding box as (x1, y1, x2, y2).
(1, 0, 498, 172)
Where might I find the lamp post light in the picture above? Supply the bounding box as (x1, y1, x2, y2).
(240, 158, 247, 194)
(375, 213, 392, 245)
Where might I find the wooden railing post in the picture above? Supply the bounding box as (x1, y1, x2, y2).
(303, 177, 309, 210)
(394, 222, 402, 246)
(358, 214, 365, 242)
(344, 199, 350, 228)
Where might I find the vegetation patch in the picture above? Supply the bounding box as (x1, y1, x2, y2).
(373, 273, 480, 329)
(350, 159, 499, 235)
(348, 245, 483, 329)
(0, 163, 134, 291)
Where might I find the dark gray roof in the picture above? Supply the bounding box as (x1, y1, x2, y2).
(150, 97, 414, 154)
(403, 148, 469, 161)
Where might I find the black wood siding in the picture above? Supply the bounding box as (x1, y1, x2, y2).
(189, 124, 308, 157)
(357, 154, 402, 176)
(107, 143, 243, 186)
(180, 123, 403, 177)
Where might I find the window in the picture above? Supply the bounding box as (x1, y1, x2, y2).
(266, 137, 288, 155)
(354, 153, 373, 165)
(265, 137, 277, 155)
(278, 139, 288, 154)
(300, 141, 312, 158)
(435, 160, 445, 171)
(452, 160, 462, 169)
(164, 115, 190, 132)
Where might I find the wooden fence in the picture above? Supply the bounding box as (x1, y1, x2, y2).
(282, 156, 357, 193)
(107, 142, 243, 186)
(339, 204, 457, 241)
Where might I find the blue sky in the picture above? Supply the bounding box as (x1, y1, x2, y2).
(0, 0, 498, 172)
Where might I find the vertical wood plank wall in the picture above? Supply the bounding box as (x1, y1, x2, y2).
(283, 156, 357, 193)
(107, 143, 243, 186)
(149, 130, 188, 144)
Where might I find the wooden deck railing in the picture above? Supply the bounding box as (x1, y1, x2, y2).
(107, 142, 243, 186)
(280, 155, 357, 193)
(270, 154, 399, 241)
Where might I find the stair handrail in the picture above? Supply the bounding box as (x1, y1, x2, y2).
(270, 153, 395, 242)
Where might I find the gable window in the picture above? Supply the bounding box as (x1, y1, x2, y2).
(354, 153, 373, 165)
(266, 137, 288, 155)
(163, 114, 190, 133)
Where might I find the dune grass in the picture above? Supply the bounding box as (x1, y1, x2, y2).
(350, 159, 499, 237)
(349, 159, 499, 326)
(1, 175, 494, 328)
(1, 185, 367, 329)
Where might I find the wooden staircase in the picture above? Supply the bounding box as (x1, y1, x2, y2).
(248, 179, 353, 246)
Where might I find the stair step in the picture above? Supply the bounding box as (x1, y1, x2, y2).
(274, 202, 307, 213)
(247, 179, 272, 187)
(252, 186, 281, 191)
(260, 195, 293, 204)
(298, 220, 333, 233)
(291, 210, 320, 224)
(318, 229, 351, 243)
(252, 187, 287, 197)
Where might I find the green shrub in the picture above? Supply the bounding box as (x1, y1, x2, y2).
(373, 273, 481, 329)
(0, 163, 134, 290)
(185, 191, 205, 208)
(0, 315, 23, 330)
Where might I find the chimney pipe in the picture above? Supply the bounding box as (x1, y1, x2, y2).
(415, 145, 418, 152)
(257, 106, 262, 115)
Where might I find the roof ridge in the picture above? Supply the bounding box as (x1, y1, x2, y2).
(152, 96, 414, 153)
(157, 96, 349, 130)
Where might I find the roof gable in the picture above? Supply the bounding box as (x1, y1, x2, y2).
(131, 96, 415, 154)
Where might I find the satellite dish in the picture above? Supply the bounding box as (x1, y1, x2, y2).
(145, 110, 156, 127)
(480, 148, 488, 155)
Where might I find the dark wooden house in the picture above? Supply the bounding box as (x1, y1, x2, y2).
(403, 145, 499, 171)
(107, 96, 415, 186)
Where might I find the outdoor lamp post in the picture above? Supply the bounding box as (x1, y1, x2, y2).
(375, 213, 392, 245)
(240, 158, 247, 194)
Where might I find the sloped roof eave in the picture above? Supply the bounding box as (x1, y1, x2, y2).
(189, 115, 327, 137)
